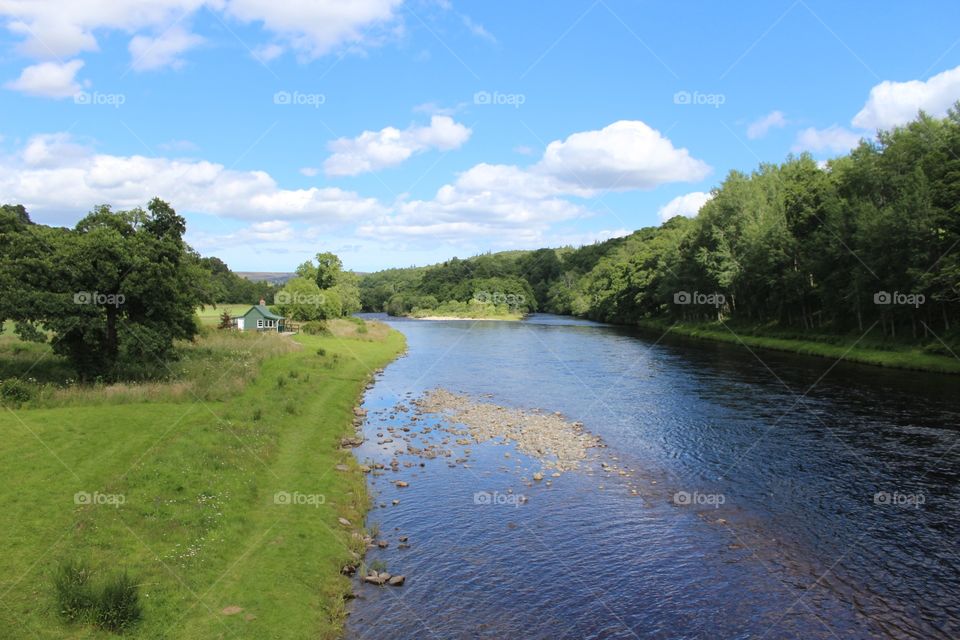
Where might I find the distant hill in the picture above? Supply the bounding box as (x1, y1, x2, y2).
(236, 272, 296, 285)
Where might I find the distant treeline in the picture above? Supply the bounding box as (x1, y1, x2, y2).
(361, 109, 960, 342)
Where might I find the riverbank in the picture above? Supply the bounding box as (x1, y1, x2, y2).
(633, 319, 960, 375)
(0, 322, 405, 638)
(413, 314, 522, 321)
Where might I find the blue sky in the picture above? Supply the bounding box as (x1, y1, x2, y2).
(2, 0, 960, 272)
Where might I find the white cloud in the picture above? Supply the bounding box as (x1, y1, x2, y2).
(461, 15, 495, 43)
(1, 133, 387, 223)
(746, 110, 787, 139)
(222, 0, 403, 59)
(791, 125, 862, 154)
(299, 167, 320, 177)
(0, 0, 402, 94)
(4, 59, 84, 98)
(853, 64, 960, 130)
(537, 120, 711, 192)
(128, 26, 204, 71)
(359, 120, 711, 242)
(658, 191, 713, 222)
(324, 115, 472, 176)
(1, 1, 207, 58)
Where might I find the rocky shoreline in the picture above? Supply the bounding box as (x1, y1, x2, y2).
(413, 388, 604, 473)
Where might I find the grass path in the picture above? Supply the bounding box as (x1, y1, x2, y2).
(0, 328, 404, 639)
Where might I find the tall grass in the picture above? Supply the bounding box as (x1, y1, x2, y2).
(1, 330, 300, 408)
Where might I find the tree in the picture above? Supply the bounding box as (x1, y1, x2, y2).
(0, 199, 210, 380)
(314, 252, 342, 289)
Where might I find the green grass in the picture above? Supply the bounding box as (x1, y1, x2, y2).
(635, 319, 960, 375)
(0, 323, 405, 638)
(194, 304, 252, 327)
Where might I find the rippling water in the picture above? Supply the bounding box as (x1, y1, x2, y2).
(346, 314, 959, 640)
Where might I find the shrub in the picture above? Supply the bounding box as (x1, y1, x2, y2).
(252, 408, 263, 421)
(0, 378, 34, 407)
(93, 571, 142, 632)
(54, 560, 95, 622)
(316, 347, 327, 357)
(301, 320, 329, 335)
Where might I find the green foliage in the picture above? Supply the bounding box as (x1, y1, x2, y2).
(93, 571, 142, 633)
(195, 256, 277, 305)
(301, 320, 330, 335)
(217, 310, 233, 330)
(0, 198, 208, 381)
(0, 378, 34, 407)
(54, 559, 95, 623)
(274, 252, 356, 320)
(53, 562, 142, 633)
(314, 252, 342, 289)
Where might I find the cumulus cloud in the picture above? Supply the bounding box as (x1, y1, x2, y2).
(0, 133, 387, 223)
(359, 120, 711, 242)
(853, 64, 960, 130)
(221, 0, 403, 59)
(128, 26, 204, 71)
(537, 120, 711, 192)
(746, 110, 787, 139)
(791, 125, 862, 154)
(4, 59, 84, 98)
(324, 116, 472, 176)
(658, 191, 713, 222)
(0, 0, 403, 94)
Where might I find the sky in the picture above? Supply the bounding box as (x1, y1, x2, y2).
(2, 0, 960, 272)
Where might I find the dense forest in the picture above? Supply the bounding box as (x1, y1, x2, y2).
(360, 109, 960, 344)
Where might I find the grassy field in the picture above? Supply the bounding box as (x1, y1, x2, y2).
(635, 319, 960, 375)
(0, 321, 405, 638)
(195, 304, 252, 327)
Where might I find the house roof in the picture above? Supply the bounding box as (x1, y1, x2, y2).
(241, 305, 284, 320)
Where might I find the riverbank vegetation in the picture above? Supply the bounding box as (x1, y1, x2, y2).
(360, 109, 960, 369)
(0, 320, 404, 638)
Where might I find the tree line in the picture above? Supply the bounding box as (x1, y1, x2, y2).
(360, 109, 960, 344)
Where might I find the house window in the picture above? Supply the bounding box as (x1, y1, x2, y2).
(257, 319, 264, 328)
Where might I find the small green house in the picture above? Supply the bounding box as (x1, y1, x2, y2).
(233, 302, 285, 332)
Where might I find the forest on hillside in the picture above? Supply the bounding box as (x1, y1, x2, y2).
(360, 109, 960, 344)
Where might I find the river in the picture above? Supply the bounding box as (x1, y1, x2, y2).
(346, 314, 959, 639)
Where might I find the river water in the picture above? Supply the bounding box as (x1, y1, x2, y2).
(346, 314, 959, 640)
